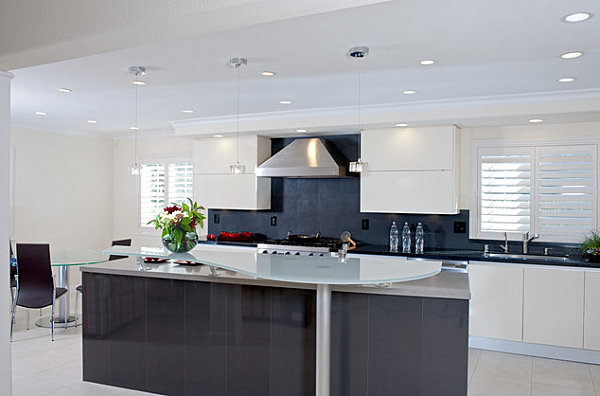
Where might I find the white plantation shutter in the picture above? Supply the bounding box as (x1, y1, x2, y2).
(167, 163, 193, 205)
(140, 164, 166, 225)
(535, 146, 597, 242)
(139, 162, 194, 226)
(478, 147, 532, 236)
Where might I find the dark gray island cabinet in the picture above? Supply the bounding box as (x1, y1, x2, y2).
(81, 251, 469, 396)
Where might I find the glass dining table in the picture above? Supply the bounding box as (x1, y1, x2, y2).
(35, 249, 108, 328)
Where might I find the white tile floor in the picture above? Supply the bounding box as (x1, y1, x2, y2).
(11, 306, 600, 395)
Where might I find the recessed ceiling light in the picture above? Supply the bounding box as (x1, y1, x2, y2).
(181, 110, 194, 114)
(213, 134, 224, 138)
(562, 12, 593, 23)
(296, 129, 308, 133)
(87, 120, 97, 124)
(132, 80, 146, 85)
(261, 71, 276, 76)
(57, 88, 72, 93)
(280, 100, 293, 104)
(395, 123, 408, 127)
(35, 111, 47, 116)
(529, 118, 543, 123)
(558, 77, 576, 83)
(420, 60, 435, 65)
(402, 90, 417, 95)
(561, 51, 583, 59)
(129, 126, 139, 130)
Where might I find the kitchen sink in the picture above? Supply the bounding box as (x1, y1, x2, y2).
(485, 253, 571, 263)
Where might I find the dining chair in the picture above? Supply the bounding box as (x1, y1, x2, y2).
(74, 238, 131, 326)
(9, 242, 16, 303)
(12, 243, 68, 341)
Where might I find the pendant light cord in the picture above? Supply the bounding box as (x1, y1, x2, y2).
(357, 56, 362, 162)
(236, 62, 240, 165)
(134, 83, 138, 167)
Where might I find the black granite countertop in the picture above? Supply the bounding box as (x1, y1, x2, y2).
(352, 244, 596, 268)
(199, 240, 597, 268)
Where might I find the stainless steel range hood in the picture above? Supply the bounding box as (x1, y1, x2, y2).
(256, 138, 347, 178)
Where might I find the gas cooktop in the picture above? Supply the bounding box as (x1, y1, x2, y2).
(257, 234, 343, 256)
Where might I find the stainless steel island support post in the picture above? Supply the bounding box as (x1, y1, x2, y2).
(57, 265, 70, 323)
(316, 283, 331, 396)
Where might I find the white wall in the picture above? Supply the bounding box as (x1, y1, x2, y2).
(11, 128, 114, 250)
(112, 134, 195, 246)
(459, 121, 600, 210)
(11, 128, 114, 289)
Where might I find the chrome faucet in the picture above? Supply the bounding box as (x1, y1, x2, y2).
(522, 232, 539, 254)
(499, 232, 509, 253)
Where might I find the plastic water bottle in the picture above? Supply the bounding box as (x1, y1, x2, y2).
(389, 221, 399, 252)
(415, 222, 424, 254)
(402, 222, 411, 253)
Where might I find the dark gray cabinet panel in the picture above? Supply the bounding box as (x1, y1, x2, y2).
(421, 298, 469, 396)
(109, 275, 147, 391)
(146, 278, 185, 395)
(270, 288, 316, 396)
(184, 281, 228, 395)
(82, 273, 468, 396)
(81, 273, 111, 385)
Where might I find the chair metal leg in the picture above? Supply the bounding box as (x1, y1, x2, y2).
(26, 309, 30, 330)
(74, 290, 79, 327)
(10, 298, 16, 342)
(51, 289, 56, 341)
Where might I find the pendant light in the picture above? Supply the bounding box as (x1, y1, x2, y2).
(229, 57, 247, 174)
(128, 66, 146, 176)
(348, 46, 369, 173)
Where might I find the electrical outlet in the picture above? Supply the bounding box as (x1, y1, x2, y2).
(454, 221, 466, 233)
(270, 216, 277, 226)
(213, 213, 220, 224)
(361, 218, 369, 230)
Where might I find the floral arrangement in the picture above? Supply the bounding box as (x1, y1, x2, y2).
(147, 198, 206, 252)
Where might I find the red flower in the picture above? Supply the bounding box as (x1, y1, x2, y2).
(164, 205, 180, 214)
(190, 220, 197, 230)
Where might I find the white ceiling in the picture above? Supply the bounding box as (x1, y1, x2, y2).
(10, 0, 600, 137)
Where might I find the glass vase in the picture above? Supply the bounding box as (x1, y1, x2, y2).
(162, 231, 198, 253)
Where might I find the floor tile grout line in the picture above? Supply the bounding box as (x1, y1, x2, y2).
(530, 356, 533, 396)
(468, 349, 482, 387)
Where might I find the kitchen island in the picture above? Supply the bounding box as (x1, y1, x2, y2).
(81, 244, 470, 396)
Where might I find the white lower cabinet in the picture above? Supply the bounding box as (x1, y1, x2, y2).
(469, 263, 523, 341)
(584, 271, 600, 350)
(522, 267, 584, 348)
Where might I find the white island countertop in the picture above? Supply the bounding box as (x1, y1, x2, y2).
(81, 244, 470, 300)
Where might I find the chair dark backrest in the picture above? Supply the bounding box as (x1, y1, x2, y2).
(15, 243, 54, 309)
(109, 239, 132, 261)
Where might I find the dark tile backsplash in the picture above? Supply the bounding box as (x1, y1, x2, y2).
(207, 135, 576, 254)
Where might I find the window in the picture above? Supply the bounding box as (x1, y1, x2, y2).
(140, 162, 193, 226)
(474, 144, 598, 242)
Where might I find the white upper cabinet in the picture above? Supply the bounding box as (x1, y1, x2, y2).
(193, 135, 271, 174)
(360, 125, 460, 214)
(362, 125, 457, 171)
(192, 135, 271, 210)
